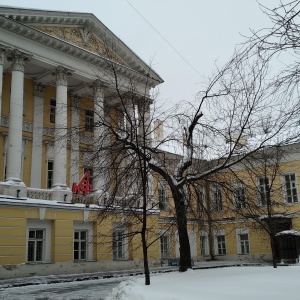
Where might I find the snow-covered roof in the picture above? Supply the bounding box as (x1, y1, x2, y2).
(276, 230, 300, 237)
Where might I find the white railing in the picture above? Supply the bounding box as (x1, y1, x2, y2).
(27, 188, 53, 200)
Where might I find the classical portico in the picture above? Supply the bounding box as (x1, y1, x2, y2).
(0, 6, 162, 202)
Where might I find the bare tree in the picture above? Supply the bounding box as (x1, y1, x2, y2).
(219, 144, 300, 268)
(69, 15, 300, 275)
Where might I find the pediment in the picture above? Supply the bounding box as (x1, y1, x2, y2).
(31, 25, 126, 66)
(0, 6, 163, 85)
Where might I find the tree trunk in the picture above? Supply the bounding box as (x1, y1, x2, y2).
(173, 188, 192, 272)
(142, 229, 150, 284)
(270, 233, 277, 268)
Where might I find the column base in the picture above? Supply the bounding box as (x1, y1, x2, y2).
(0, 180, 27, 198)
(52, 185, 72, 203)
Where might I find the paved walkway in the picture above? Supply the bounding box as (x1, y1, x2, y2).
(0, 260, 267, 290)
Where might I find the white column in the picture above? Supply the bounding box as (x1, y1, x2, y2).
(70, 94, 80, 185)
(30, 82, 45, 188)
(92, 80, 107, 195)
(0, 47, 6, 124)
(52, 66, 71, 190)
(6, 50, 30, 184)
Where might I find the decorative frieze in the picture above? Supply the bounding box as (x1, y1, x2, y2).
(43, 126, 55, 137)
(7, 49, 30, 72)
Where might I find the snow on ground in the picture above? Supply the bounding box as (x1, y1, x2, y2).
(106, 265, 300, 300)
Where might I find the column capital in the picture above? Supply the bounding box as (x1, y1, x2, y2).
(92, 79, 106, 98)
(53, 66, 72, 86)
(33, 81, 45, 98)
(0, 46, 8, 66)
(7, 49, 30, 72)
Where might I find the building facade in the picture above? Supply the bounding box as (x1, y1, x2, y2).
(0, 6, 164, 279)
(1, 6, 300, 280)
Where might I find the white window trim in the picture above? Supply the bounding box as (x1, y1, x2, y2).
(26, 219, 51, 263)
(236, 228, 250, 255)
(212, 184, 222, 211)
(257, 176, 270, 206)
(112, 223, 129, 260)
(200, 230, 210, 257)
(214, 229, 226, 256)
(158, 181, 169, 210)
(160, 233, 170, 259)
(282, 172, 299, 204)
(233, 182, 246, 209)
(73, 221, 93, 261)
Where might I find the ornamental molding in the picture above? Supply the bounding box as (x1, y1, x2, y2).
(0, 116, 33, 132)
(33, 82, 45, 98)
(52, 66, 72, 86)
(92, 79, 105, 99)
(7, 49, 31, 72)
(0, 46, 8, 65)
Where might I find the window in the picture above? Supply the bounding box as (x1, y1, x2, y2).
(158, 182, 168, 210)
(239, 233, 250, 254)
(74, 230, 87, 260)
(160, 235, 170, 258)
(50, 99, 56, 123)
(212, 185, 222, 211)
(200, 235, 209, 256)
(113, 230, 125, 260)
(283, 173, 298, 203)
(196, 185, 204, 212)
(47, 160, 54, 189)
(27, 229, 44, 262)
(257, 176, 270, 206)
(85, 109, 94, 132)
(216, 235, 226, 255)
(233, 184, 246, 209)
(84, 167, 93, 185)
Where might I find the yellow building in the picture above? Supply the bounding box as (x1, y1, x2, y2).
(0, 6, 163, 279)
(1, 6, 300, 280)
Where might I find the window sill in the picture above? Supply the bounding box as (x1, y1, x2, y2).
(26, 262, 54, 265)
(73, 260, 96, 263)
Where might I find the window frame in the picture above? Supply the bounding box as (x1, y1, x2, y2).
(216, 235, 226, 255)
(158, 181, 168, 211)
(282, 173, 298, 204)
(27, 229, 45, 262)
(257, 176, 270, 206)
(200, 234, 209, 256)
(233, 183, 246, 209)
(50, 98, 56, 124)
(26, 220, 51, 264)
(239, 233, 250, 254)
(85, 109, 94, 132)
(112, 228, 127, 260)
(160, 234, 170, 259)
(74, 230, 88, 261)
(212, 184, 223, 211)
(47, 160, 54, 189)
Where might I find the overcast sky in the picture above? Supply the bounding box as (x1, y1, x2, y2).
(0, 0, 282, 107)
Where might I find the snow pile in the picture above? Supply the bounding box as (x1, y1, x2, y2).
(105, 266, 300, 300)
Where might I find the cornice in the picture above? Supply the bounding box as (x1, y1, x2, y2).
(0, 15, 160, 88)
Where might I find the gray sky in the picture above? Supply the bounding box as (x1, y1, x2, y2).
(0, 0, 280, 106)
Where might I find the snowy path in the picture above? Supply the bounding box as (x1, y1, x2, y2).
(0, 276, 127, 300)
